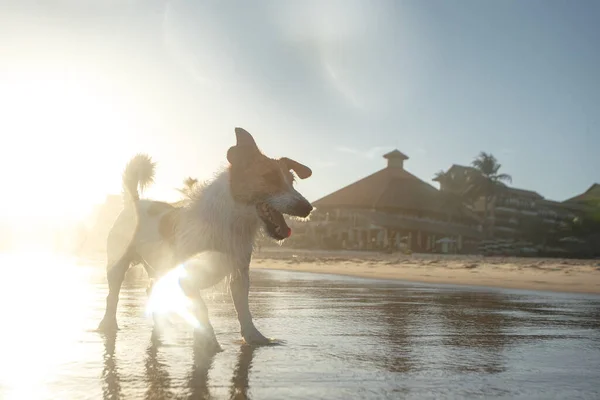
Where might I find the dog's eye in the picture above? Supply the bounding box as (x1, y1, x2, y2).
(263, 170, 281, 186)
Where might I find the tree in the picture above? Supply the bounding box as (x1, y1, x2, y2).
(467, 152, 512, 238)
(177, 177, 199, 198)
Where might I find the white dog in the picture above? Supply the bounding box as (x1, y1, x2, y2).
(97, 128, 313, 348)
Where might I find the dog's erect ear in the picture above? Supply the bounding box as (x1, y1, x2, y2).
(281, 157, 312, 179)
(228, 128, 260, 165)
(234, 127, 258, 149)
(227, 146, 252, 165)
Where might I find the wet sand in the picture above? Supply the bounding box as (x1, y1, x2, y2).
(1, 253, 599, 399)
(253, 248, 600, 294)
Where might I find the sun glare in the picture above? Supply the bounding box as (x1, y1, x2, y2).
(146, 264, 202, 329)
(0, 69, 138, 225)
(145, 252, 232, 331)
(0, 251, 96, 399)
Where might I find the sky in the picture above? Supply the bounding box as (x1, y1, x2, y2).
(0, 0, 598, 225)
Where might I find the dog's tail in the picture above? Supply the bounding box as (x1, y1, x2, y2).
(122, 153, 156, 204)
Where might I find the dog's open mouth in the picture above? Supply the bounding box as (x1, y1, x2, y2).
(256, 202, 291, 241)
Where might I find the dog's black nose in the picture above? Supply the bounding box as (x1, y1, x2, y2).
(295, 201, 313, 218)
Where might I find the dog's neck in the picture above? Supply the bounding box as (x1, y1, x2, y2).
(176, 169, 260, 262)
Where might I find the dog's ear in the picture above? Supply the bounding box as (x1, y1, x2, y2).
(234, 127, 258, 149)
(280, 157, 312, 179)
(228, 127, 260, 165)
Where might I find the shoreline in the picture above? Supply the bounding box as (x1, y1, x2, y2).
(252, 248, 600, 295)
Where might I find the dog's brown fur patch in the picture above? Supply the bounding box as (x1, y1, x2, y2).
(159, 209, 180, 245)
(229, 153, 290, 204)
(226, 127, 312, 205)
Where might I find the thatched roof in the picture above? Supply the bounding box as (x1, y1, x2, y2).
(565, 183, 600, 204)
(313, 150, 447, 215)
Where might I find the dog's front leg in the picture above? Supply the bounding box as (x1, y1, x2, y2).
(229, 265, 270, 345)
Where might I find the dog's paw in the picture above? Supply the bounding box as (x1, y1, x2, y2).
(97, 318, 119, 332)
(193, 329, 223, 353)
(241, 326, 271, 345)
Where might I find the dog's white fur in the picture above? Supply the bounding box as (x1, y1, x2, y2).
(98, 130, 312, 348)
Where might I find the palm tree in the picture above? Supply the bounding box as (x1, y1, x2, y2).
(177, 177, 199, 198)
(468, 152, 512, 238)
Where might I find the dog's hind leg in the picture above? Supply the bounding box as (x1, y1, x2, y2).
(179, 278, 222, 352)
(98, 256, 131, 332)
(141, 260, 156, 297)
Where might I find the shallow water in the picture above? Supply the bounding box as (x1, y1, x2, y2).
(1, 253, 599, 399)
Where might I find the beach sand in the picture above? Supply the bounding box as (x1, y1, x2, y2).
(252, 247, 600, 294)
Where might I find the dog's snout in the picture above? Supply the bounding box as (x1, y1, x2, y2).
(294, 200, 313, 218)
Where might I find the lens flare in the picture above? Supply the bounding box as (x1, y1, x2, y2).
(145, 265, 201, 329)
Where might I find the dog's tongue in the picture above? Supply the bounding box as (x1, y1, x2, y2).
(286, 227, 292, 238)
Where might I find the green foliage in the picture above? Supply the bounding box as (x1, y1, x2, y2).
(468, 152, 512, 199)
(468, 152, 512, 238)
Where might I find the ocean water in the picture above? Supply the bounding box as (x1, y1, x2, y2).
(0, 252, 599, 399)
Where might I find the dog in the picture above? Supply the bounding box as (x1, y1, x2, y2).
(97, 127, 313, 348)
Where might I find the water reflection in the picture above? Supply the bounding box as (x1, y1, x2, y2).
(101, 329, 258, 400)
(145, 332, 172, 400)
(2, 255, 600, 400)
(248, 270, 600, 398)
(437, 291, 511, 374)
(229, 345, 256, 400)
(101, 332, 121, 400)
(184, 336, 217, 399)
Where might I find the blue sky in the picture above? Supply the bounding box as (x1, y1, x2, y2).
(0, 0, 598, 220)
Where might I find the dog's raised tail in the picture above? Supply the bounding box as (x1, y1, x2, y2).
(122, 153, 156, 203)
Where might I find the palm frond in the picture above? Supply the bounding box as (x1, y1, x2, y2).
(495, 173, 512, 183)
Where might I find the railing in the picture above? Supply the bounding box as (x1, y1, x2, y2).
(494, 226, 517, 232)
(314, 210, 480, 231)
(495, 206, 518, 214)
(521, 210, 538, 216)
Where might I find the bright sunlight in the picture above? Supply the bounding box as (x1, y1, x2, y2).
(0, 69, 136, 225)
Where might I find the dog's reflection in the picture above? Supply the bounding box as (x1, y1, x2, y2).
(101, 331, 121, 400)
(229, 344, 257, 400)
(102, 330, 259, 400)
(185, 332, 218, 399)
(144, 330, 173, 400)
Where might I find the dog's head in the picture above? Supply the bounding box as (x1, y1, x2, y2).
(227, 127, 313, 241)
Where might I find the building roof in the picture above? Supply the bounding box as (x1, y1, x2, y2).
(437, 164, 543, 199)
(564, 183, 600, 204)
(432, 164, 477, 183)
(499, 185, 544, 199)
(383, 149, 409, 161)
(314, 167, 443, 213)
(314, 151, 446, 215)
(537, 198, 588, 212)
